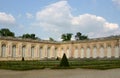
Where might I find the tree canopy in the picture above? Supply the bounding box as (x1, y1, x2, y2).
(21, 33, 38, 39)
(61, 33, 73, 41)
(75, 32, 88, 40)
(49, 37, 55, 41)
(0, 28, 15, 37)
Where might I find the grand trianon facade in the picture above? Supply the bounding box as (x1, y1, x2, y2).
(0, 36, 120, 61)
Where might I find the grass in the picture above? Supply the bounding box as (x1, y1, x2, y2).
(0, 59, 120, 70)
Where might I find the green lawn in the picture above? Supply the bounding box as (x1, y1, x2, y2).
(0, 59, 120, 70)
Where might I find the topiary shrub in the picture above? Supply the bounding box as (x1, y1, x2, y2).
(60, 53, 69, 67)
(22, 57, 25, 61)
(56, 57, 59, 60)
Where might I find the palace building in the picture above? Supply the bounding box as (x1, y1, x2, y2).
(0, 36, 120, 61)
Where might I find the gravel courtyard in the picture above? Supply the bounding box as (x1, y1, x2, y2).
(0, 69, 120, 78)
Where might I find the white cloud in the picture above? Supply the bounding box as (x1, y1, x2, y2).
(0, 12, 16, 26)
(26, 13, 33, 19)
(33, 1, 120, 39)
(112, 0, 120, 7)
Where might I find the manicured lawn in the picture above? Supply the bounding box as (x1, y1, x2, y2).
(0, 59, 120, 70)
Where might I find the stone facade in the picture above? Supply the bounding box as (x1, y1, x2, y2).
(0, 36, 120, 61)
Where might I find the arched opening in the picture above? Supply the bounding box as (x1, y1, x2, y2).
(47, 47, 50, 58)
(39, 47, 43, 58)
(74, 47, 78, 58)
(12, 45, 16, 57)
(115, 45, 119, 58)
(61, 48, 64, 57)
(93, 46, 97, 58)
(31, 46, 34, 58)
(107, 45, 112, 58)
(1, 44, 6, 57)
(80, 48, 84, 58)
(86, 47, 90, 58)
(66, 48, 70, 58)
(22, 45, 26, 57)
(55, 48, 57, 58)
(99, 46, 104, 58)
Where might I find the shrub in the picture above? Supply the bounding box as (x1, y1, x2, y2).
(60, 53, 69, 67)
(22, 57, 25, 61)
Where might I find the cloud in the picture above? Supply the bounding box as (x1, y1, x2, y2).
(0, 12, 16, 26)
(26, 13, 33, 19)
(34, 1, 120, 39)
(112, 0, 120, 7)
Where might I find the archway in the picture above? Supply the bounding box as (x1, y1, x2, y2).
(80, 48, 84, 58)
(93, 47, 97, 58)
(99, 46, 104, 58)
(1, 44, 6, 57)
(86, 47, 90, 58)
(107, 45, 112, 58)
(12, 45, 16, 57)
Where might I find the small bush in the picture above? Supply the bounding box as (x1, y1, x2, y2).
(22, 57, 25, 61)
(60, 53, 69, 67)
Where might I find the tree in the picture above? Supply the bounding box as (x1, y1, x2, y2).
(49, 37, 54, 41)
(60, 53, 69, 67)
(75, 32, 88, 40)
(61, 33, 73, 41)
(0, 28, 15, 37)
(21, 33, 38, 39)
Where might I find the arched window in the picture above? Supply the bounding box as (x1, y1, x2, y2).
(99, 46, 104, 58)
(61, 48, 64, 57)
(12, 45, 16, 57)
(22, 45, 26, 57)
(74, 47, 78, 58)
(93, 46, 97, 58)
(86, 47, 91, 58)
(80, 48, 84, 58)
(66, 48, 70, 58)
(107, 45, 111, 58)
(54, 48, 57, 58)
(1, 44, 6, 57)
(115, 45, 119, 58)
(31, 46, 34, 58)
(39, 47, 43, 58)
(47, 47, 50, 58)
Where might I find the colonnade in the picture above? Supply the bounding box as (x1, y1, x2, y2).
(0, 37, 120, 61)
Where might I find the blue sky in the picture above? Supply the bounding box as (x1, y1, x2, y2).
(0, 0, 120, 40)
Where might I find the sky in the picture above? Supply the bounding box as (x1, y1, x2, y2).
(0, 0, 120, 40)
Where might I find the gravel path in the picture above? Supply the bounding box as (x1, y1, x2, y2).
(0, 69, 120, 78)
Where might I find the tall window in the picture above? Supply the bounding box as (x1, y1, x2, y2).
(22, 46, 26, 57)
(100, 46, 104, 58)
(80, 48, 84, 58)
(61, 48, 64, 57)
(12, 45, 16, 57)
(107, 45, 111, 58)
(55, 48, 57, 58)
(31, 46, 34, 58)
(66, 48, 70, 58)
(86, 47, 91, 58)
(47, 47, 50, 58)
(74, 47, 78, 58)
(1, 44, 6, 57)
(39, 47, 43, 58)
(115, 45, 119, 58)
(93, 46, 97, 58)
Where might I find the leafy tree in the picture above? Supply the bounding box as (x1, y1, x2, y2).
(75, 32, 88, 40)
(49, 37, 54, 41)
(0, 28, 15, 37)
(61, 33, 73, 41)
(60, 53, 69, 67)
(22, 33, 38, 39)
